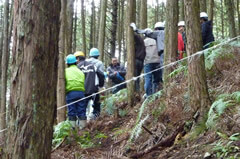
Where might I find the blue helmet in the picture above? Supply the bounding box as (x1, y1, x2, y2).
(89, 48, 100, 57)
(66, 54, 77, 64)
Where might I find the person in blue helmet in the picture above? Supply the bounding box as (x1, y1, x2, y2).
(65, 54, 86, 129)
(85, 48, 105, 119)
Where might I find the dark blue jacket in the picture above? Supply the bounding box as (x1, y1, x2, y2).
(201, 21, 214, 47)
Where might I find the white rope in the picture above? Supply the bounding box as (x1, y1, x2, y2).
(0, 128, 7, 133)
(0, 35, 239, 134)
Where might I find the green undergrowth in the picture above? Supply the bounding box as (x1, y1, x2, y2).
(129, 90, 164, 142)
(52, 120, 107, 149)
(212, 132, 240, 158)
(102, 88, 127, 115)
(206, 91, 240, 129)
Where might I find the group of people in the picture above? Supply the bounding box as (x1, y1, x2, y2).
(65, 48, 104, 129)
(65, 12, 215, 129)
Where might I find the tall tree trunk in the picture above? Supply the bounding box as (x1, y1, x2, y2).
(163, 0, 178, 86)
(155, 0, 159, 24)
(6, 0, 60, 158)
(237, 0, 240, 34)
(140, 0, 147, 29)
(221, 0, 224, 38)
(0, 7, 3, 80)
(184, 0, 211, 122)
(73, 0, 78, 52)
(89, 0, 96, 49)
(160, 2, 165, 21)
(110, 0, 118, 57)
(57, 0, 67, 124)
(127, 0, 136, 107)
(200, 0, 207, 12)
(208, 0, 214, 21)
(0, 0, 9, 141)
(117, 0, 122, 62)
(66, 0, 74, 54)
(98, 0, 107, 61)
(81, 0, 86, 54)
(136, 0, 141, 27)
(180, 0, 185, 21)
(224, 0, 237, 38)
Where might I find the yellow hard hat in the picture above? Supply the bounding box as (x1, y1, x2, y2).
(74, 51, 85, 57)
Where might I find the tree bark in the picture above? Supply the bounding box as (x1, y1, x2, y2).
(0, 0, 9, 141)
(224, 0, 237, 38)
(98, 0, 107, 61)
(89, 0, 96, 49)
(184, 0, 211, 122)
(110, 0, 118, 57)
(73, 0, 78, 52)
(127, 0, 136, 107)
(6, 0, 60, 158)
(81, 0, 86, 54)
(57, 0, 67, 124)
(200, 0, 207, 12)
(117, 0, 122, 62)
(155, 0, 159, 24)
(221, 0, 224, 39)
(0, 7, 3, 80)
(163, 0, 178, 86)
(180, 0, 185, 21)
(208, 0, 214, 21)
(66, 0, 74, 54)
(140, 0, 147, 29)
(237, 0, 240, 35)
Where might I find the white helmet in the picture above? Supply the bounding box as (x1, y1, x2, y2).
(200, 12, 208, 18)
(154, 22, 164, 29)
(178, 21, 185, 27)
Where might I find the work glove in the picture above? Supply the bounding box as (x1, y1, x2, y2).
(130, 23, 137, 31)
(158, 50, 164, 56)
(116, 72, 124, 81)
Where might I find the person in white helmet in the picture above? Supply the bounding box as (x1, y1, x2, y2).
(178, 21, 187, 50)
(130, 22, 165, 84)
(200, 12, 214, 49)
(178, 21, 186, 59)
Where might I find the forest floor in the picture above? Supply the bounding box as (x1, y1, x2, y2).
(52, 43, 240, 159)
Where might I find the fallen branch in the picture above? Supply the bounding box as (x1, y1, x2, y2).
(130, 123, 185, 159)
(142, 125, 153, 135)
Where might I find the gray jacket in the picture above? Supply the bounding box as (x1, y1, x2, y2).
(136, 29, 165, 53)
(86, 57, 105, 74)
(144, 38, 160, 65)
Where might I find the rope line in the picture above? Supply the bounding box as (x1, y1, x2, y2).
(0, 35, 239, 134)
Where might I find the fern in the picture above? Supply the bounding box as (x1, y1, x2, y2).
(206, 91, 240, 129)
(232, 91, 240, 103)
(52, 120, 72, 147)
(102, 88, 127, 115)
(168, 65, 187, 78)
(130, 115, 149, 141)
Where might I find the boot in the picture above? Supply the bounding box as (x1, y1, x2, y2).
(78, 120, 86, 130)
(69, 120, 76, 129)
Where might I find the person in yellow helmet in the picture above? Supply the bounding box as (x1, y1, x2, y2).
(74, 51, 85, 64)
(74, 51, 104, 120)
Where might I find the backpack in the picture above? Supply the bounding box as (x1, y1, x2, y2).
(78, 61, 99, 95)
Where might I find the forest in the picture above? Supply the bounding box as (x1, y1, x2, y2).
(0, 0, 240, 159)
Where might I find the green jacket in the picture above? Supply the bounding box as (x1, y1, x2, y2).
(65, 65, 85, 93)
